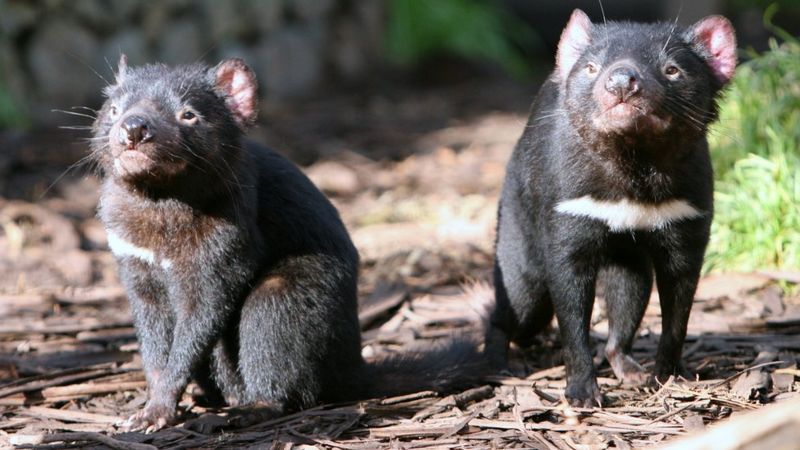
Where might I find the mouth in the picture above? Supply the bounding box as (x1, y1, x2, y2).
(594, 102, 670, 134)
(114, 149, 154, 177)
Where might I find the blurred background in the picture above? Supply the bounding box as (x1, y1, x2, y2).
(0, 0, 798, 290)
(1, 0, 798, 124)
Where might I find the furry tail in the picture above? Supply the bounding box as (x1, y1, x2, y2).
(355, 337, 491, 399)
(346, 281, 495, 400)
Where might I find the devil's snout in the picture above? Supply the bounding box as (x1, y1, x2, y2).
(604, 66, 641, 101)
(119, 115, 154, 148)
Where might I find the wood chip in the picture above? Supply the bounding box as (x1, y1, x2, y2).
(17, 405, 121, 424)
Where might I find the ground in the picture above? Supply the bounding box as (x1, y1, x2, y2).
(0, 75, 798, 449)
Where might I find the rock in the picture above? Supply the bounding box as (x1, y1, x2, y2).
(100, 29, 149, 69)
(287, 0, 333, 21)
(72, 0, 117, 32)
(306, 161, 361, 196)
(80, 219, 108, 251)
(163, 0, 194, 11)
(26, 20, 101, 119)
(157, 19, 206, 64)
(142, 1, 171, 43)
(0, 0, 40, 35)
(0, 201, 81, 253)
(253, 24, 323, 97)
(1, 0, 390, 125)
(331, 17, 367, 80)
(107, 0, 141, 22)
(251, 0, 283, 34)
(354, 0, 386, 55)
(204, 0, 256, 41)
(52, 249, 94, 286)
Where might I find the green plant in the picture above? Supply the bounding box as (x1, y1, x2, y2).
(705, 8, 800, 271)
(384, 0, 539, 77)
(0, 79, 28, 130)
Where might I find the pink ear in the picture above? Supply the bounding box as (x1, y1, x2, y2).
(690, 16, 737, 84)
(555, 9, 592, 81)
(215, 59, 258, 128)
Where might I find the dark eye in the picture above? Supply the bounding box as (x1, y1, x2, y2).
(109, 105, 119, 118)
(664, 65, 680, 77)
(179, 109, 199, 124)
(586, 63, 599, 75)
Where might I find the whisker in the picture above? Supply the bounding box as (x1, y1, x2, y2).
(39, 152, 98, 199)
(661, 2, 683, 57)
(597, 0, 609, 47)
(71, 106, 98, 114)
(526, 112, 565, 127)
(52, 109, 96, 120)
(63, 49, 111, 87)
(664, 96, 716, 120)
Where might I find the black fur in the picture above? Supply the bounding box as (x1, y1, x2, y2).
(487, 11, 736, 406)
(91, 57, 485, 431)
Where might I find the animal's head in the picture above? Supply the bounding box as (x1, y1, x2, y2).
(91, 56, 258, 188)
(555, 9, 736, 141)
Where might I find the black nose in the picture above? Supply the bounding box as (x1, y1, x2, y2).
(120, 115, 154, 147)
(605, 66, 641, 101)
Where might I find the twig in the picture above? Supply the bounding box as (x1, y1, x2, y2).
(380, 390, 438, 405)
(17, 406, 121, 424)
(10, 432, 156, 450)
(0, 368, 125, 398)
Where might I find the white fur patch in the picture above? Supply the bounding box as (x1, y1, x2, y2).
(107, 231, 172, 270)
(555, 196, 703, 232)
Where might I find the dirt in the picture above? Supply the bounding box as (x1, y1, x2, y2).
(0, 75, 798, 449)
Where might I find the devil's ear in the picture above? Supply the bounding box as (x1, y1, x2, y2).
(686, 15, 737, 85)
(213, 58, 258, 129)
(555, 9, 593, 81)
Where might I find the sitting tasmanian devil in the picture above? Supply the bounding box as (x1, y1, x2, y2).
(486, 10, 736, 406)
(92, 56, 484, 431)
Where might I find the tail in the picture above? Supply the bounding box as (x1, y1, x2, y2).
(353, 281, 496, 399)
(356, 337, 491, 399)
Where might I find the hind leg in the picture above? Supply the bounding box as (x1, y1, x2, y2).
(190, 353, 226, 407)
(652, 232, 707, 381)
(489, 260, 554, 369)
(602, 252, 653, 385)
(486, 264, 512, 368)
(237, 255, 362, 413)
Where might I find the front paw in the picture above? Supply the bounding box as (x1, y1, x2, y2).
(607, 351, 650, 386)
(121, 401, 176, 433)
(565, 378, 603, 408)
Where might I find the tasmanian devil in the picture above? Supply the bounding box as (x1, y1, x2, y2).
(91, 56, 484, 432)
(486, 10, 736, 406)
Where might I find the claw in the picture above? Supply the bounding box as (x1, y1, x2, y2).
(565, 379, 603, 408)
(120, 402, 176, 433)
(608, 352, 650, 385)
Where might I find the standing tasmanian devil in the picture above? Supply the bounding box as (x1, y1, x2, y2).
(487, 10, 736, 406)
(92, 56, 484, 432)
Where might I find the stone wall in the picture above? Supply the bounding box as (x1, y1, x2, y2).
(0, 0, 385, 124)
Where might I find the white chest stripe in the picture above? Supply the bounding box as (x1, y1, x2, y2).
(107, 231, 173, 269)
(554, 196, 703, 232)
